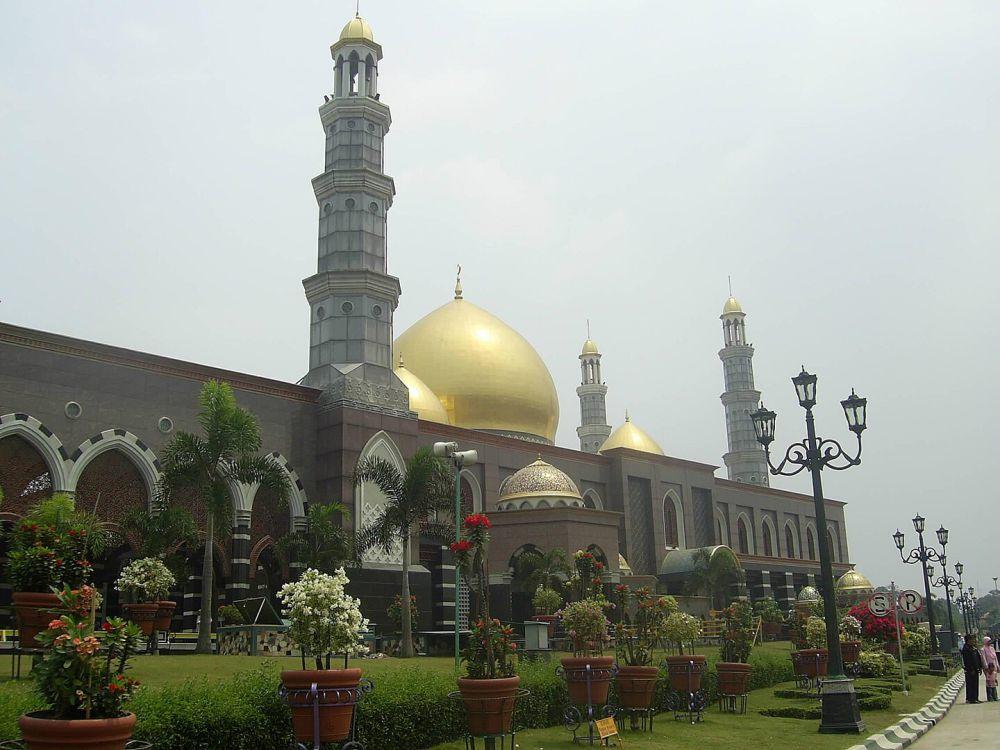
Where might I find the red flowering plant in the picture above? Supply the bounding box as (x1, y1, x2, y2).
(848, 602, 899, 646)
(570, 549, 605, 602)
(32, 585, 143, 719)
(614, 586, 664, 666)
(451, 513, 516, 678)
(5, 494, 107, 592)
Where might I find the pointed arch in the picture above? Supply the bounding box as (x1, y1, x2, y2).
(714, 508, 729, 546)
(784, 521, 799, 559)
(67, 429, 160, 506)
(0, 413, 70, 492)
(827, 526, 840, 563)
(460, 468, 483, 513)
(735, 512, 754, 555)
(356, 430, 405, 565)
(805, 523, 818, 561)
(662, 489, 685, 549)
(242, 451, 307, 525)
(760, 515, 777, 557)
(582, 488, 604, 510)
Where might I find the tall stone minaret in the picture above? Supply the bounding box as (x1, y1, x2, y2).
(719, 295, 769, 485)
(300, 15, 408, 415)
(577, 329, 612, 453)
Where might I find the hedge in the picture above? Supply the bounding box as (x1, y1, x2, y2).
(0, 648, 797, 749)
(759, 693, 892, 720)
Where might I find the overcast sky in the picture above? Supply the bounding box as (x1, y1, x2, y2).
(3, 1, 998, 595)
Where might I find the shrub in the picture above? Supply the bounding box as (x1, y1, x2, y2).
(277, 567, 368, 667)
(387, 593, 420, 630)
(116, 557, 175, 603)
(662, 612, 701, 655)
(558, 599, 610, 655)
(719, 601, 754, 663)
(754, 597, 784, 624)
(848, 601, 899, 645)
(857, 649, 897, 678)
(217, 605, 244, 626)
(804, 616, 827, 649)
(532, 586, 562, 616)
(902, 627, 930, 657)
(839, 615, 862, 642)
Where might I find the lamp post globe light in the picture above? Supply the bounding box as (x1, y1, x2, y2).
(433, 441, 479, 672)
(891, 517, 947, 672)
(750, 368, 867, 734)
(927, 548, 960, 652)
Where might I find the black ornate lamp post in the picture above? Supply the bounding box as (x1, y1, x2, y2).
(955, 568, 971, 635)
(750, 368, 867, 734)
(892, 515, 946, 672)
(926, 549, 959, 652)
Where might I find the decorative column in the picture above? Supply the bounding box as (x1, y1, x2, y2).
(228, 510, 251, 605)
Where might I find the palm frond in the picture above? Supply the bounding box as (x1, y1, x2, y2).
(353, 456, 404, 503)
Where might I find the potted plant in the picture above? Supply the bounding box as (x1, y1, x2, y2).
(794, 615, 829, 679)
(754, 597, 784, 639)
(532, 586, 562, 637)
(716, 601, 754, 697)
(20, 584, 143, 750)
(662, 612, 705, 693)
(277, 567, 369, 745)
(569, 549, 605, 601)
(116, 557, 175, 637)
(839, 614, 862, 664)
(386, 594, 420, 656)
(559, 598, 613, 705)
(614, 586, 662, 710)
(6, 495, 106, 647)
(451, 513, 522, 736)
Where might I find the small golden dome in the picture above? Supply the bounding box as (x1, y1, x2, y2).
(499, 458, 582, 502)
(581, 339, 600, 356)
(836, 570, 874, 592)
(722, 296, 744, 315)
(600, 414, 664, 455)
(619, 554, 633, 575)
(798, 585, 821, 602)
(394, 358, 449, 425)
(339, 15, 375, 43)
(394, 292, 559, 442)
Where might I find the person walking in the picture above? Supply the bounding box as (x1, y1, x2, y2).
(982, 636, 999, 702)
(962, 633, 984, 704)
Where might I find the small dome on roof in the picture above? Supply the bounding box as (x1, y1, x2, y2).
(836, 570, 874, 592)
(797, 585, 821, 602)
(581, 339, 600, 356)
(600, 413, 664, 455)
(722, 296, 743, 315)
(339, 15, 375, 43)
(499, 458, 581, 502)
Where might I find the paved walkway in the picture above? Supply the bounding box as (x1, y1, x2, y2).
(914, 673, 1000, 747)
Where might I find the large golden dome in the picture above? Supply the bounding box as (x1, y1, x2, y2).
(394, 291, 559, 442)
(600, 414, 664, 455)
(836, 570, 874, 593)
(393, 357, 449, 425)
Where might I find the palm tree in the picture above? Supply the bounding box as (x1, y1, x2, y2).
(353, 447, 453, 658)
(158, 380, 290, 654)
(685, 547, 746, 610)
(276, 501, 357, 574)
(514, 547, 571, 593)
(119, 500, 198, 583)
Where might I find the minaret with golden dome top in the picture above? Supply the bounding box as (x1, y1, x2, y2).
(301, 13, 409, 416)
(577, 325, 612, 453)
(719, 292, 769, 485)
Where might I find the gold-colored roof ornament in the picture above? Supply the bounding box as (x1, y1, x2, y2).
(394, 279, 559, 442)
(393, 354, 450, 425)
(722, 296, 743, 315)
(339, 14, 375, 43)
(836, 569, 874, 592)
(498, 458, 582, 502)
(599, 412, 664, 455)
(581, 339, 600, 356)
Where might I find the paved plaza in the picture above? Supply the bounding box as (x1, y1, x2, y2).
(915, 673, 1000, 748)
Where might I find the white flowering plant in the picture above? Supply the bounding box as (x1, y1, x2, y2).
(278, 567, 369, 669)
(115, 557, 175, 603)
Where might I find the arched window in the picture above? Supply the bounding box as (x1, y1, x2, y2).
(785, 524, 797, 559)
(762, 522, 773, 557)
(737, 518, 750, 555)
(806, 527, 817, 560)
(827, 529, 839, 563)
(664, 498, 678, 547)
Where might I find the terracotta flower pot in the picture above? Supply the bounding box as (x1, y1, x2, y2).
(154, 600, 176, 633)
(840, 640, 861, 664)
(615, 665, 660, 709)
(281, 668, 362, 744)
(18, 711, 136, 750)
(456, 676, 521, 736)
(561, 656, 615, 706)
(121, 603, 159, 636)
(664, 654, 708, 693)
(795, 648, 828, 678)
(532, 614, 557, 638)
(716, 662, 752, 696)
(12, 592, 61, 648)
(763, 622, 782, 638)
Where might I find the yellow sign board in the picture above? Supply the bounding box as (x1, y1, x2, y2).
(595, 717, 619, 740)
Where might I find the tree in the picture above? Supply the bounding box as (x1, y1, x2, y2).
(276, 501, 357, 574)
(353, 447, 453, 658)
(158, 380, 290, 654)
(119, 500, 198, 585)
(514, 547, 571, 594)
(685, 547, 745, 609)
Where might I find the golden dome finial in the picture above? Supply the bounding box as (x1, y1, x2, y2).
(455, 264, 463, 299)
(398, 352, 405, 368)
(625, 409, 631, 422)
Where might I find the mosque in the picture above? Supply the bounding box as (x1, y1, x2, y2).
(0, 14, 861, 632)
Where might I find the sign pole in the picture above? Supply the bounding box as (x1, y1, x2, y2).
(891, 582, 907, 696)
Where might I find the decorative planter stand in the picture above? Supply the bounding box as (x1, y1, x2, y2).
(279, 678, 372, 750)
(614, 665, 659, 733)
(663, 657, 707, 724)
(791, 649, 828, 696)
(557, 661, 618, 745)
(448, 688, 529, 750)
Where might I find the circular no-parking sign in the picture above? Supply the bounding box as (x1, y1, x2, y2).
(868, 592, 892, 617)
(897, 590, 924, 615)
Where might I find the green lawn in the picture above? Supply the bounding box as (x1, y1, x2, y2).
(428, 672, 946, 750)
